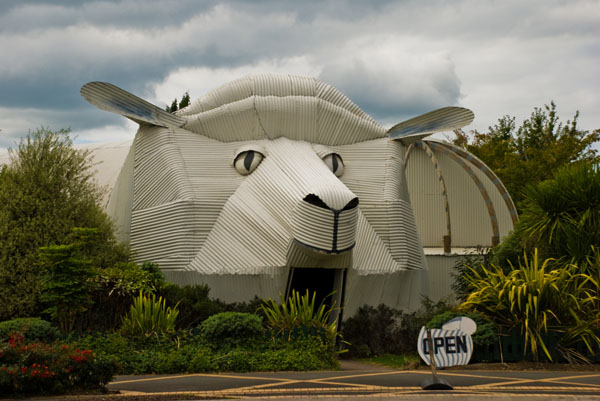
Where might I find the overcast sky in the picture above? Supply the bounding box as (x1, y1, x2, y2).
(1, 0, 599, 151)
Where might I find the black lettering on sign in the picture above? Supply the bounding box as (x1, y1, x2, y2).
(434, 337, 444, 354)
(445, 336, 456, 353)
(421, 334, 470, 356)
(457, 335, 468, 353)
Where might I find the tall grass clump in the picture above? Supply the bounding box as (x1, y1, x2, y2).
(260, 290, 339, 345)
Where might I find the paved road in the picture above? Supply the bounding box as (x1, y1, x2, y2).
(108, 361, 600, 400)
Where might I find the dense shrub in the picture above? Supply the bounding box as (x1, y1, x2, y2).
(340, 305, 399, 357)
(341, 298, 454, 358)
(39, 228, 99, 334)
(159, 284, 226, 329)
(69, 330, 338, 374)
(200, 312, 264, 350)
(0, 318, 60, 343)
(77, 262, 163, 332)
(0, 333, 116, 396)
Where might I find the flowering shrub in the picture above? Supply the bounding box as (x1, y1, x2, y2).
(0, 332, 117, 396)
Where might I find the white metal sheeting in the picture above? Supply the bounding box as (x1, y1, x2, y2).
(95, 123, 425, 278)
(178, 74, 387, 146)
(406, 139, 515, 249)
(76, 73, 518, 314)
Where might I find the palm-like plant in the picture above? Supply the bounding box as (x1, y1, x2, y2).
(260, 290, 339, 345)
(120, 291, 179, 337)
(519, 162, 600, 264)
(459, 249, 600, 362)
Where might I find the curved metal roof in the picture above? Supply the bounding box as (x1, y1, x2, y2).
(405, 138, 517, 251)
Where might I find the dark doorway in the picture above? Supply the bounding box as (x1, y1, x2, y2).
(287, 268, 339, 309)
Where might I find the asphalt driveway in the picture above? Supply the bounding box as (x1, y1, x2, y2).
(107, 361, 600, 399)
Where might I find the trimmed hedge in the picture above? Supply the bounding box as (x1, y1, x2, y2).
(69, 331, 339, 374)
(200, 312, 264, 350)
(0, 318, 60, 343)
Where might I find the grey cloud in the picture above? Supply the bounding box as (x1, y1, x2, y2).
(1, 0, 598, 145)
(318, 43, 462, 123)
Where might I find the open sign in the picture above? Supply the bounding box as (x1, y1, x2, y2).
(417, 317, 476, 367)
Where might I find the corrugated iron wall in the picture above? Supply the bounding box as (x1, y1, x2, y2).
(406, 140, 515, 249)
(82, 73, 516, 316)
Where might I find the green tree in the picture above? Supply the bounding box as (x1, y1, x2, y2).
(453, 102, 599, 208)
(40, 228, 99, 333)
(0, 128, 126, 320)
(165, 91, 191, 113)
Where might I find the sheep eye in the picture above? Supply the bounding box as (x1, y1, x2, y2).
(234, 150, 264, 175)
(323, 153, 344, 177)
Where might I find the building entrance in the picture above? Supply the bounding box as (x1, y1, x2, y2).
(286, 267, 346, 323)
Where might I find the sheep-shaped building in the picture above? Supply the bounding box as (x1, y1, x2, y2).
(80, 74, 516, 317)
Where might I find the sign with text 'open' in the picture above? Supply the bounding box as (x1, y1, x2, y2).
(417, 317, 476, 367)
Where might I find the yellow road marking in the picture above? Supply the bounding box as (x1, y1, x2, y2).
(112, 372, 293, 385)
(110, 370, 600, 395)
(228, 379, 304, 392)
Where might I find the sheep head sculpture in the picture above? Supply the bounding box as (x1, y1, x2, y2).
(81, 74, 473, 310)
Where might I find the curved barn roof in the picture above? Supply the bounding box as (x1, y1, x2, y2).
(406, 138, 517, 252)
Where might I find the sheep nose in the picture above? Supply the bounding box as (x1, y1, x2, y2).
(303, 194, 359, 212)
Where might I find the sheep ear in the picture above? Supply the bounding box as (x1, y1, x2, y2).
(81, 82, 186, 128)
(388, 107, 474, 145)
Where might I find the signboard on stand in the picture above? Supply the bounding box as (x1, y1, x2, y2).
(417, 316, 477, 368)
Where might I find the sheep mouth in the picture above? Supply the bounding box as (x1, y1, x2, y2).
(292, 201, 358, 254)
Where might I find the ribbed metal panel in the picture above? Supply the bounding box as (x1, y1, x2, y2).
(81, 82, 186, 128)
(406, 140, 515, 248)
(344, 268, 428, 315)
(163, 271, 288, 303)
(388, 107, 474, 144)
(176, 73, 388, 146)
(104, 142, 135, 242)
(429, 140, 518, 224)
(423, 254, 463, 303)
(82, 74, 451, 317)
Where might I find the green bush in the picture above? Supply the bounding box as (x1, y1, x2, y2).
(341, 298, 454, 358)
(340, 304, 399, 357)
(0, 333, 117, 396)
(200, 312, 264, 350)
(159, 284, 226, 329)
(452, 246, 496, 302)
(77, 262, 161, 332)
(120, 292, 179, 338)
(0, 318, 60, 343)
(68, 330, 338, 374)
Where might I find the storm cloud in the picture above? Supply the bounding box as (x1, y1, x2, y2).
(1, 0, 598, 149)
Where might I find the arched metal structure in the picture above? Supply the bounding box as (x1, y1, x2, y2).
(405, 138, 516, 249)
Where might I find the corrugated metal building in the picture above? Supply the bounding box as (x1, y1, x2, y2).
(1, 74, 516, 316)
